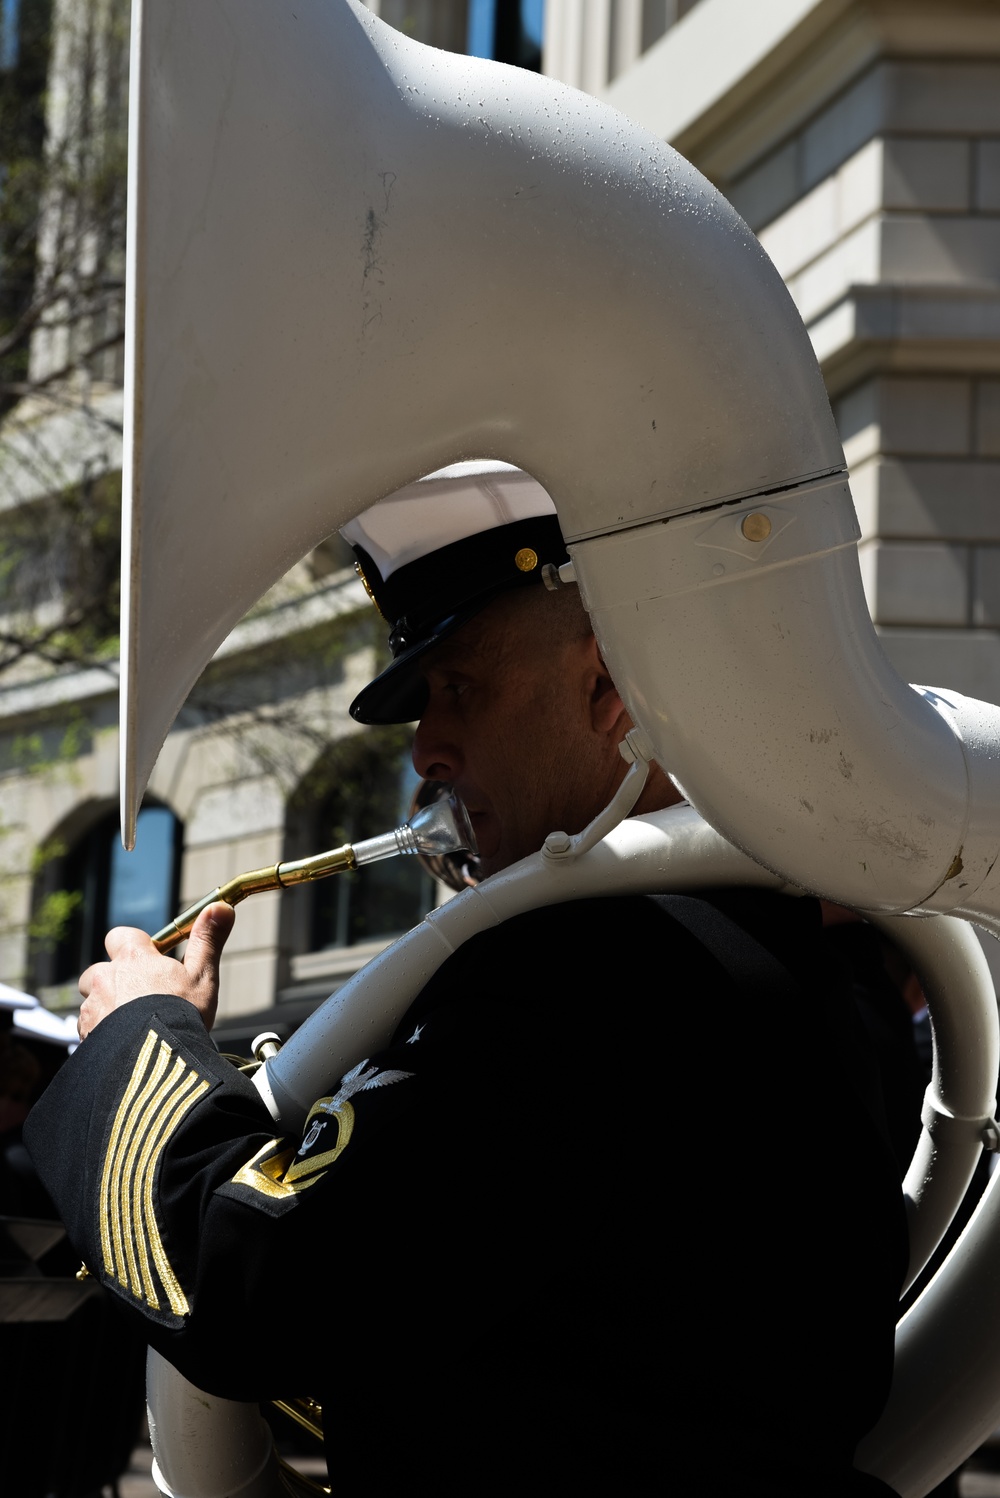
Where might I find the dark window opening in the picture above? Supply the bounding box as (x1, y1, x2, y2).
(468, 0, 544, 71)
(284, 728, 435, 960)
(33, 803, 182, 987)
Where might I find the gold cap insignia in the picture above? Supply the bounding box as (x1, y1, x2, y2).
(514, 547, 539, 573)
(354, 560, 387, 620)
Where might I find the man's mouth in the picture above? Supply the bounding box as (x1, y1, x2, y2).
(461, 806, 498, 859)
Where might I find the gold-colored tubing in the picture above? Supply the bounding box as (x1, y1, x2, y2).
(270, 1396, 325, 1443)
(151, 844, 356, 953)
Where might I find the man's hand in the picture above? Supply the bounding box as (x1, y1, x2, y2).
(77, 903, 235, 1040)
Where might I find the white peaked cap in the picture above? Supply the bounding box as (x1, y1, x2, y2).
(340, 461, 569, 725)
(340, 461, 557, 582)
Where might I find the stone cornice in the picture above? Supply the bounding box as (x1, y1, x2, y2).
(604, 0, 1000, 182)
(810, 284, 1000, 393)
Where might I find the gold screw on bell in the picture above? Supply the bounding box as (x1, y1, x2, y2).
(741, 512, 772, 543)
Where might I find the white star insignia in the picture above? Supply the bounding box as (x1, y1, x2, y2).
(406, 1023, 424, 1045)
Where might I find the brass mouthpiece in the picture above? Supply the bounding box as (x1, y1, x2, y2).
(151, 790, 475, 954)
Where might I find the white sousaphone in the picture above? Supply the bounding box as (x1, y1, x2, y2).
(122, 2, 1000, 1493)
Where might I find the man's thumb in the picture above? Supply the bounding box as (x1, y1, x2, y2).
(185, 901, 235, 974)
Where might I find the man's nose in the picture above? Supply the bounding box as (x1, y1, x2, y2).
(412, 711, 462, 784)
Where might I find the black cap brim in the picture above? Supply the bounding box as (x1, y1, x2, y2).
(348, 512, 569, 725)
(349, 604, 484, 725)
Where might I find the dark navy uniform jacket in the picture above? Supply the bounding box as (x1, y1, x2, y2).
(26, 892, 906, 1496)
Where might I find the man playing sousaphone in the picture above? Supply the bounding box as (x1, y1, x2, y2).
(26, 463, 905, 1496)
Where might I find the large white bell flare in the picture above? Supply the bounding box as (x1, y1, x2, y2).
(121, 0, 1000, 934)
(121, 0, 841, 845)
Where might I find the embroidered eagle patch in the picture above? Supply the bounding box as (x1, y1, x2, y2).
(227, 1056, 414, 1209)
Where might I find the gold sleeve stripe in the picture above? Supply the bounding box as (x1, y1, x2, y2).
(141, 1076, 209, 1315)
(123, 1058, 192, 1302)
(99, 1028, 209, 1316)
(107, 1039, 172, 1284)
(103, 1035, 172, 1287)
(120, 1056, 187, 1300)
(98, 1028, 158, 1282)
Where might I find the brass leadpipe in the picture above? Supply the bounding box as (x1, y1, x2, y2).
(152, 844, 356, 952)
(151, 791, 476, 954)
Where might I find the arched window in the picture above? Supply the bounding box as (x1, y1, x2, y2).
(284, 728, 434, 958)
(33, 803, 182, 987)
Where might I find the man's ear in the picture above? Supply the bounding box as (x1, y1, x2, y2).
(584, 633, 627, 737)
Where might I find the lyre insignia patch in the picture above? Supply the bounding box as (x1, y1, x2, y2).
(229, 1056, 414, 1207)
(98, 1028, 210, 1318)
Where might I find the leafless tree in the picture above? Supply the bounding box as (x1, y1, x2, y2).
(0, 0, 127, 680)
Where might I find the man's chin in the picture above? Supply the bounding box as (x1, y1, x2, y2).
(477, 838, 535, 880)
(475, 842, 511, 881)
(476, 851, 503, 880)
(467, 813, 499, 874)
(469, 816, 545, 879)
